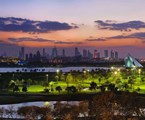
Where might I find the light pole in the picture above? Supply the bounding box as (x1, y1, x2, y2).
(12, 74, 14, 80)
(46, 74, 48, 83)
(138, 69, 141, 86)
(83, 70, 86, 88)
(56, 69, 60, 82)
(114, 71, 118, 84)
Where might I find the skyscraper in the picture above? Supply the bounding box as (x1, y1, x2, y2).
(52, 47, 58, 58)
(104, 50, 108, 59)
(75, 47, 81, 57)
(97, 52, 100, 59)
(62, 49, 65, 57)
(93, 50, 98, 59)
(19, 47, 25, 60)
(83, 49, 87, 58)
(110, 50, 114, 60)
(115, 51, 118, 60)
(42, 48, 46, 57)
(87, 50, 93, 59)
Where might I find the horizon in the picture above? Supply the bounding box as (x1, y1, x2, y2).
(0, 0, 145, 58)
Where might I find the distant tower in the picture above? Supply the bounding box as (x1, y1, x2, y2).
(52, 47, 58, 58)
(93, 50, 98, 59)
(83, 49, 87, 58)
(87, 50, 93, 59)
(97, 52, 100, 59)
(75, 47, 80, 57)
(19, 47, 25, 60)
(104, 50, 108, 59)
(43, 48, 46, 57)
(36, 50, 41, 61)
(21, 47, 25, 60)
(115, 51, 118, 60)
(29, 53, 33, 59)
(62, 49, 65, 57)
(110, 50, 114, 59)
(25, 54, 29, 61)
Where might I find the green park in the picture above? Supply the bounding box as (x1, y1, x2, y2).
(1, 67, 144, 95)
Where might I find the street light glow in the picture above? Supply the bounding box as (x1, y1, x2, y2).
(56, 69, 60, 73)
(138, 69, 141, 73)
(114, 71, 118, 75)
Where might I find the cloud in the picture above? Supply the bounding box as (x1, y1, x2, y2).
(108, 32, 145, 40)
(95, 20, 145, 31)
(0, 17, 78, 33)
(8, 37, 55, 43)
(86, 38, 106, 42)
(85, 32, 145, 43)
(8, 37, 83, 45)
(55, 41, 82, 45)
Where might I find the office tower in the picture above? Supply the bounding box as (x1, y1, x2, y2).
(110, 50, 114, 59)
(19, 47, 25, 60)
(87, 50, 93, 59)
(115, 51, 118, 60)
(62, 49, 65, 57)
(83, 49, 87, 58)
(75, 47, 81, 57)
(21, 47, 25, 60)
(42, 48, 46, 57)
(25, 54, 29, 61)
(36, 50, 41, 61)
(97, 52, 100, 59)
(29, 53, 33, 59)
(52, 47, 58, 58)
(104, 50, 108, 59)
(93, 50, 98, 59)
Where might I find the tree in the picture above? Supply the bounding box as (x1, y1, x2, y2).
(66, 86, 77, 93)
(55, 86, 62, 93)
(22, 85, 27, 92)
(89, 82, 97, 91)
(13, 85, 20, 92)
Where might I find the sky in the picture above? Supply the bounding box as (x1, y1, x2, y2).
(0, 0, 145, 58)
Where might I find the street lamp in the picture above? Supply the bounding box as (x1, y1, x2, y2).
(138, 69, 141, 79)
(46, 74, 48, 83)
(56, 69, 60, 73)
(114, 71, 118, 75)
(12, 74, 14, 80)
(56, 69, 60, 82)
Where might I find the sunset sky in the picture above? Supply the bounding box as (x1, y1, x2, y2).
(0, 0, 145, 58)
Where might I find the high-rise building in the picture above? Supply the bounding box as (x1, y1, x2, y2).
(25, 54, 29, 61)
(115, 51, 118, 60)
(52, 47, 58, 58)
(83, 49, 87, 58)
(36, 50, 41, 61)
(104, 50, 109, 59)
(97, 52, 100, 59)
(87, 50, 93, 59)
(62, 49, 65, 57)
(75, 47, 81, 57)
(29, 53, 33, 60)
(42, 48, 46, 57)
(93, 50, 98, 59)
(19, 47, 25, 60)
(110, 50, 114, 59)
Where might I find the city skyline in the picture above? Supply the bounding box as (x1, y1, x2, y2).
(0, 0, 145, 58)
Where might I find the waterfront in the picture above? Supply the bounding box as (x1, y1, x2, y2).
(0, 66, 123, 73)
